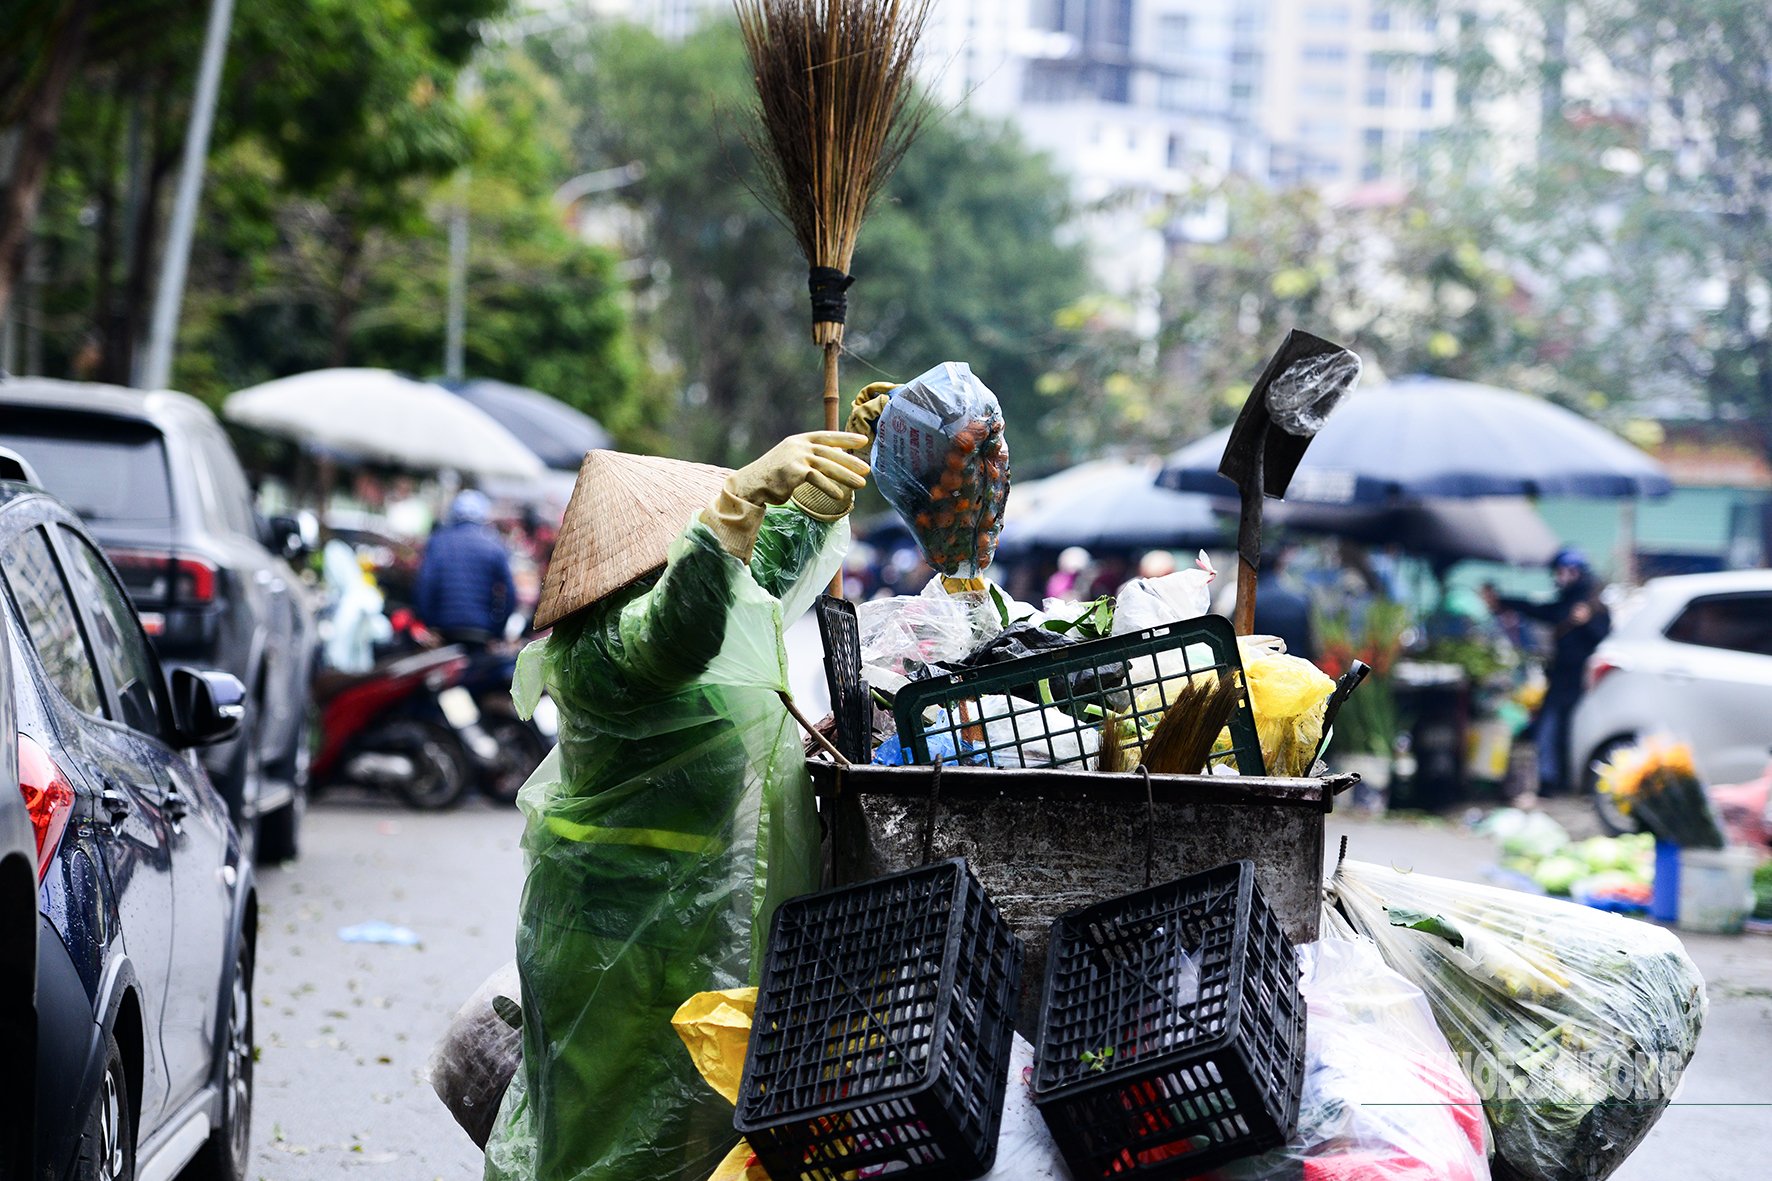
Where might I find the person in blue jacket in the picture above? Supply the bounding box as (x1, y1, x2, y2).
(414, 490, 520, 643)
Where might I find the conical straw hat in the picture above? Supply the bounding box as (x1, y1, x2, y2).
(534, 450, 732, 629)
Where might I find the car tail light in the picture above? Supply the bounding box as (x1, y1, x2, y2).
(106, 548, 218, 605)
(1585, 655, 1624, 692)
(18, 734, 75, 883)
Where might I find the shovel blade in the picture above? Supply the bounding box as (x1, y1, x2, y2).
(1218, 329, 1361, 498)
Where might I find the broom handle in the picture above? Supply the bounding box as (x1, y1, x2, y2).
(825, 338, 845, 597)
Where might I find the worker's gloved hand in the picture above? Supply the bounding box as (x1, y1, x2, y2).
(702, 431, 870, 559)
(844, 382, 898, 447)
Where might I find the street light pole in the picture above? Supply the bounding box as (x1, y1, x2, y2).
(139, 0, 235, 391)
(445, 169, 468, 382)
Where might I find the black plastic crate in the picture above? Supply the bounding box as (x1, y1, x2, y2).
(815, 593, 872, 764)
(735, 859, 1025, 1181)
(1032, 861, 1305, 1180)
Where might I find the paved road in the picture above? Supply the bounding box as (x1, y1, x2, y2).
(248, 793, 1770, 1179)
(250, 795, 525, 1179)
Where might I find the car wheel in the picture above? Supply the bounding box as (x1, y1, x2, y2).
(477, 718, 547, 807)
(77, 1031, 133, 1181)
(1584, 735, 1643, 836)
(386, 721, 472, 811)
(255, 791, 303, 864)
(185, 940, 253, 1181)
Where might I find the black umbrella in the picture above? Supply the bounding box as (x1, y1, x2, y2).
(1253, 496, 1561, 565)
(441, 379, 613, 472)
(1159, 376, 1671, 503)
(996, 460, 1223, 555)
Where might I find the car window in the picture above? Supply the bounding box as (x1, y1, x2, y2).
(1, 527, 104, 716)
(0, 414, 173, 525)
(195, 422, 254, 537)
(60, 526, 162, 736)
(1664, 593, 1772, 658)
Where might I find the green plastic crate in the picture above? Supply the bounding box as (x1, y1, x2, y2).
(891, 615, 1266, 776)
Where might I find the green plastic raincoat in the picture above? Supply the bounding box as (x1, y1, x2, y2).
(483, 505, 844, 1181)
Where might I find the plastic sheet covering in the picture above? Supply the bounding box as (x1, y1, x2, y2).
(856, 577, 1003, 692)
(430, 962, 523, 1149)
(1218, 935, 1491, 1181)
(1329, 860, 1707, 1181)
(872, 361, 1010, 577)
(1267, 350, 1362, 437)
(482, 505, 845, 1181)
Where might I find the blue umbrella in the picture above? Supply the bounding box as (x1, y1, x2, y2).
(1157, 376, 1671, 503)
(441, 379, 613, 471)
(997, 459, 1223, 554)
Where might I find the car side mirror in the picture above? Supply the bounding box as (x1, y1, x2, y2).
(170, 667, 246, 747)
(266, 513, 318, 560)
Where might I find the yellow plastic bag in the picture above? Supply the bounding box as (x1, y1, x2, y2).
(671, 988, 772, 1181)
(1240, 635, 1335, 777)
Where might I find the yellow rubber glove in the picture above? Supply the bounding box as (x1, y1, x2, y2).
(845, 382, 898, 446)
(701, 431, 870, 560)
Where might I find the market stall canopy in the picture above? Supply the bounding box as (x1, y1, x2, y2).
(441, 378, 613, 471)
(224, 368, 545, 479)
(996, 458, 1222, 555)
(1158, 376, 1672, 503)
(1260, 496, 1561, 565)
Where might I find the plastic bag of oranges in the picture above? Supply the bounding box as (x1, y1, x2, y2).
(873, 361, 1010, 578)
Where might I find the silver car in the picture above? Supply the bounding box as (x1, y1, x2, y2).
(1570, 570, 1772, 806)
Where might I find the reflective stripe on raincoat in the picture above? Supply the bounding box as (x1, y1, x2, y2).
(482, 505, 844, 1181)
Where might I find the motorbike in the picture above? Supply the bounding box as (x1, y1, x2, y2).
(390, 611, 557, 806)
(309, 643, 477, 810)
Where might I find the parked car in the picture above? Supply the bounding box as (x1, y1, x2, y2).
(1571, 570, 1772, 800)
(1, 449, 34, 1181)
(1, 472, 255, 1181)
(0, 378, 316, 861)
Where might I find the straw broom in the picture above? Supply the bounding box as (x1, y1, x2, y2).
(736, 0, 932, 437)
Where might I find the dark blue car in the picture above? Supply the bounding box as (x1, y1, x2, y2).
(0, 463, 254, 1181)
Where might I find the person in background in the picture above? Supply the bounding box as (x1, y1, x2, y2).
(414, 490, 520, 644)
(1253, 546, 1315, 661)
(1045, 546, 1091, 601)
(1136, 549, 1178, 580)
(1483, 547, 1609, 795)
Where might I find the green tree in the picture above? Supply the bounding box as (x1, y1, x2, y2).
(20, 0, 503, 380)
(1421, 0, 1772, 460)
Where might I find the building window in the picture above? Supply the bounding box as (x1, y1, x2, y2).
(1301, 43, 1348, 65)
(1167, 133, 1184, 169)
(1362, 127, 1385, 180)
(1299, 119, 1345, 144)
(1159, 13, 1189, 55)
(1420, 56, 1436, 109)
(1370, 6, 1391, 31)
(1303, 5, 1350, 28)
(1299, 80, 1347, 105)
(1366, 84, 1387, 106)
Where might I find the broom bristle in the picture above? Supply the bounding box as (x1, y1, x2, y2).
(736, 0, 932, 282)
(1140, 675, 1243, 777)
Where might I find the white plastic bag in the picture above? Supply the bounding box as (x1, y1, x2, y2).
(1219, 936, 1491, 1181)
(1111, 551, 1217, 636)
(1330, 860, 1707, 1181)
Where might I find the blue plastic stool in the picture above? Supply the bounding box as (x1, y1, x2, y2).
(1652, 840, 1680, 922)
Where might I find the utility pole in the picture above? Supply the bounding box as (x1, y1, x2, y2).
(445, 170, 468, 382)
(139, 0, 235, 391)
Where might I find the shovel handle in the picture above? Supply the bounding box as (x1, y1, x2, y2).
(1234, 556, 1258, 636)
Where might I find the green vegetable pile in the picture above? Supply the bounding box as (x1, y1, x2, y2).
(1332, 860, 1707, 1181)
